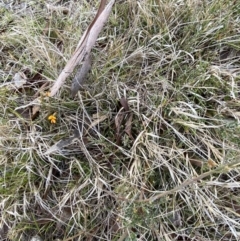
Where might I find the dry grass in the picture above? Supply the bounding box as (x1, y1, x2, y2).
(1, 0, 240, 240)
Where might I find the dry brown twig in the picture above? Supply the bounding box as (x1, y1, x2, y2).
(50, 0, 116, 97)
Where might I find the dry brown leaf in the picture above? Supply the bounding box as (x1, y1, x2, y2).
(189, 159, 204, 167)
(124, 112, 134, 140)
(115, 97, 133, 145)
(115, 109, 125, 145)
(119, 97, 129, 111)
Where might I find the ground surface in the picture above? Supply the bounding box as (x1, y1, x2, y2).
(0, 0, 240, 240)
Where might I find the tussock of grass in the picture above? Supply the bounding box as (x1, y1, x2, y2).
(1, 0, 240, 240)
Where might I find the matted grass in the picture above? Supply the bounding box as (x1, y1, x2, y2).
(0, 0, 240, 240)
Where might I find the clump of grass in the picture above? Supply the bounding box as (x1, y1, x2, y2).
(0, 0, 240, 240)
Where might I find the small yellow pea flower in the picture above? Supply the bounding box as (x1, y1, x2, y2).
(48, 112, 57, 124)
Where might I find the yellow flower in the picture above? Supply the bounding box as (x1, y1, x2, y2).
(48, 112, 57, 124)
